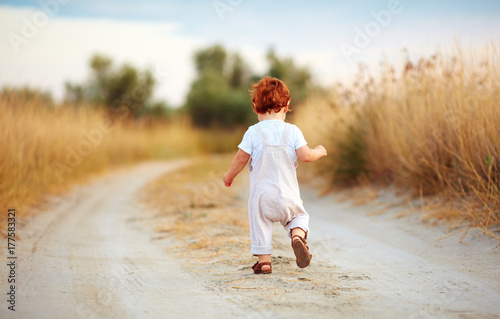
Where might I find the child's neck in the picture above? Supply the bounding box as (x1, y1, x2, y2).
(258, 110, 287, 122)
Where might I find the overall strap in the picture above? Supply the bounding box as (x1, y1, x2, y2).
(255, 125, 269, 145)
(281, 123, 291, 146)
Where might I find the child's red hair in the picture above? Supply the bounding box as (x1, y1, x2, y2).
(250, 76, 290, 114)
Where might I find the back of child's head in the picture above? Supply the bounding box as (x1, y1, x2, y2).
(251, 76, 290, 114)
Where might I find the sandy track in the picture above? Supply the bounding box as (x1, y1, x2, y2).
(1, 160, 500, 318)
(2, 160, 246, 318)
(306, 189, 500, 318)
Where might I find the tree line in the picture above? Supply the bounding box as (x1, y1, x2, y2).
(4, 44, 313, 128)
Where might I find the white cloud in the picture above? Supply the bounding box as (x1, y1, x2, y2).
(0, 6, 202, 106)
(1, 3, 498, 107)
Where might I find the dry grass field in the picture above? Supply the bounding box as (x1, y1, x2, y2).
(0, 94, 242, 216)
(296, 45, 499, 231)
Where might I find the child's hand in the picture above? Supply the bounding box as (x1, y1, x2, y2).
(223, 172, 234, 187)
(314, 145, 328, 158)
(297, 144, 328, 162)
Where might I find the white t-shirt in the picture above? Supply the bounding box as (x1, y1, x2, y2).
(238, 120, 307, 164)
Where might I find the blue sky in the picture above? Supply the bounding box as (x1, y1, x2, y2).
(1, 0, 499, 105)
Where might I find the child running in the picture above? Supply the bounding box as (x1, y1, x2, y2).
(223, 76, 327, 274)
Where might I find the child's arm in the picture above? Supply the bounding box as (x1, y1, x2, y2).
(296, 145, 327, 162)
(223, 149, 251, 187)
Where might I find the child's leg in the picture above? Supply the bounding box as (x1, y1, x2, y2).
(286, 215, 312, 268)
(291, 227, 306, 239)
(285, 214, 309, 239)
(249, 212, 273, 273)
(257, 254, 271, 272)
(249, 212, 274, 256)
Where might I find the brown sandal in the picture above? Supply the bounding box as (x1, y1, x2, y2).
(292, 235, 312, 268)
(252, 261, 272, 274)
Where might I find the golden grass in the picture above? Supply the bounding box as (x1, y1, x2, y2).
(295, 44, 500, 228)
(0, 94, 242, 217)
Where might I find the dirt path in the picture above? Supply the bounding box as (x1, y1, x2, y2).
(306, 189, 500, 318)
(2, 160, 247, 318)
(2, 160, 500, 318)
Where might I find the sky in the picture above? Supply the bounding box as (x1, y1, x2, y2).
(1, 0, 499, 106)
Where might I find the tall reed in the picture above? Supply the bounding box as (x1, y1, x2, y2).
(296, 44, 499, 227)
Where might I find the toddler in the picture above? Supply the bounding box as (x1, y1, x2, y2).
(223, 76, 327, 274)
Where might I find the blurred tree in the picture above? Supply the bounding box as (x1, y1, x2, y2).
(185, 45, 254, 128)
(194, 44, 227, 76)
(185, 45, 314, 128)
(64, 82, 86, 106)
(229, 53, 248, 89)
(88, 54, 112, 105)
(65, 54, 164, 119)
(143, 101, 171, 118)
(266, 48, 312, 108)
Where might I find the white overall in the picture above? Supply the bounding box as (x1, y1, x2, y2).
(248, 123, 309, 255)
